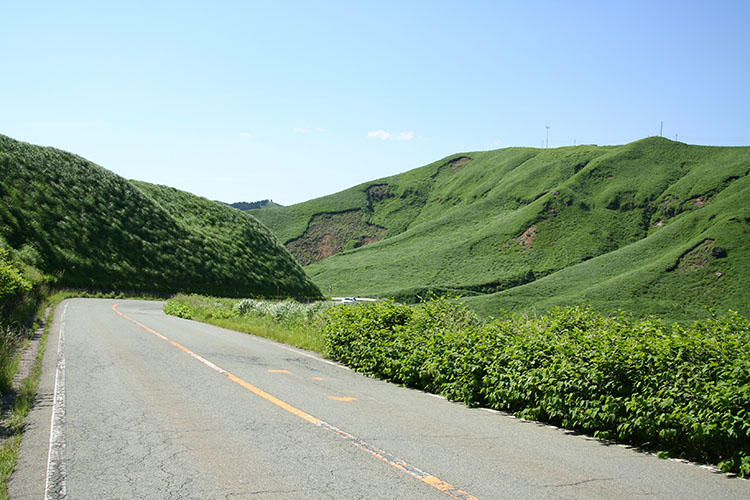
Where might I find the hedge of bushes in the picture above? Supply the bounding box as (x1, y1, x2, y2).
(323, 298, 750, 476)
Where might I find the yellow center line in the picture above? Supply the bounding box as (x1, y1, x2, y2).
(112, 303, 478, 500)
(328, 396, 358, 402)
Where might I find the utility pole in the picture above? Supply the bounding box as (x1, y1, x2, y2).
(545, 125, 550, 149)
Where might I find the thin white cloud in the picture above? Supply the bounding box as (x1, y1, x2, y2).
(368, 130, 392, 140)
(367, 130, 415, 141)
(295, 127, 327, 134)
(239, 132, 253, 137)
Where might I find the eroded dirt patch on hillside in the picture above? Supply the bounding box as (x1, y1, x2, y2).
(432, 156, 472, 178)
(446, 156, 471, 169)
(670, 239, 727, 272)
(516, 224, 537, 251)
(693, 197, 709, 207)
(287, 210, 387, 265)
(367, 184, 394, 205)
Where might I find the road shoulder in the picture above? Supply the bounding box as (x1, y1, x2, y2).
(8, 300, 65, 499)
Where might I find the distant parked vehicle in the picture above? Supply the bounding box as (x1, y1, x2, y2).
(341, 297, 357, 304)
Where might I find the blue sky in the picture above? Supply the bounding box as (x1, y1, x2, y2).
(2, 1, 749, 205)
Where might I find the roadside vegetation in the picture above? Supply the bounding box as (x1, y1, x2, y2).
(165, 295, 750, 477)
(164, 294, 332, 352)
(254, 137, 750, 323)
(0, 288, 68, 500)
(0, 249, 45, 399)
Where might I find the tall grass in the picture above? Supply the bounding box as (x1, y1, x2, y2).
(164, 294, 332, 352)
(0, 325, 24, 398)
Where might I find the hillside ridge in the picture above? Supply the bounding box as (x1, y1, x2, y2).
(253, 137, 750, 320)
(0, 134, 321, 298)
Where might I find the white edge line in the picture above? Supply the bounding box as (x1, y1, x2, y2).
(44, 301, 68, 499)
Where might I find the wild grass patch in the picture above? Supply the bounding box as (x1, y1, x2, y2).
(164, 294, 332, 352)
(0, 291, 65, 499)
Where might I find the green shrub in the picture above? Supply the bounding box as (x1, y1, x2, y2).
(322, 298, 750, 476)
(0, 249, 32, 302)
(163, 300, 195, 319)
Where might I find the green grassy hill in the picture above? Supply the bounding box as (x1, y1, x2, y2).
(0, 134, 321, 298)
(253, 137, 750, 320)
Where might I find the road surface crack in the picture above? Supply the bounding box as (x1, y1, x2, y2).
(542, 477, 615, 488)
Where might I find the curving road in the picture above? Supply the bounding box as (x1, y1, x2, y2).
(10, 299, 750, 499)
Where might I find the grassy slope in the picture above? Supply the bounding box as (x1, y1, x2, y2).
(254, 138, 750, 321)
(0, 134, 321, 298)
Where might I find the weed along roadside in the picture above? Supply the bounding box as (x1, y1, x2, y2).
(0, 291, 70, 499)
(164, 294, 332, 353)
(165, 294, 750, 478)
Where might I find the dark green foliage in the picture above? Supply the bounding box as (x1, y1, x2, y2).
(0, 248, 46, 398)
(0, 134, 321, 299)
(0, 323, 24, 398)
(255, 138, 750, 321)
(228, 200, 282, 211)
(323, 298, 750, 476)
(0, 249, 32, 309)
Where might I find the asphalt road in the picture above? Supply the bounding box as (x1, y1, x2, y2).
(10, 298, 750, 499)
